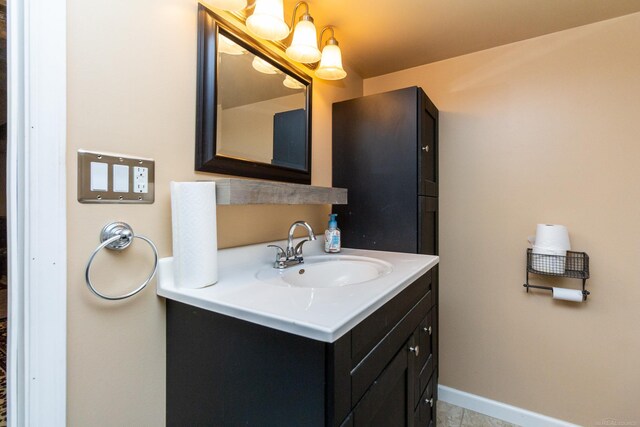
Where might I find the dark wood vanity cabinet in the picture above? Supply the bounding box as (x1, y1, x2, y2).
(347, 305, 437, 427)
(166, 268, 438, 427)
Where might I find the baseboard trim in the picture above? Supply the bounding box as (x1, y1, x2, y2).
(438, 385, 579, 427)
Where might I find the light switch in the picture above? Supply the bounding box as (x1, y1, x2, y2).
(90, 162, 108, 191)
(113, 164, 130, 193)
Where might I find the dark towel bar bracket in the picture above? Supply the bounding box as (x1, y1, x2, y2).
(522, 283, 590, 297)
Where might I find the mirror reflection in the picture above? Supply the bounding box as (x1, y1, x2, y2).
(216, 32, 308, 171)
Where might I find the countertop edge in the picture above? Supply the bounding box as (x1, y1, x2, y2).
(157, 247, 439, 343)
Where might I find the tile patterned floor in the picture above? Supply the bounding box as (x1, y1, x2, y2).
(438, 401, 521, 427)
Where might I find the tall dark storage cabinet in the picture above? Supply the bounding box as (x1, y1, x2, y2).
(332, 86, 439, 426)
(332, 86, 438, 255)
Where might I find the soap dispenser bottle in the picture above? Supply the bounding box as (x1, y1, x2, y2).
(324, 214, 341, 253)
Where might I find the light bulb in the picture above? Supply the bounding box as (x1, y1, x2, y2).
(246, 0, 289, 41)
(286, 18, 321, 63)
(315, 42, 347, 80)
(252, 56, 279, 74)
(218, 34, 246, 55)
(283, 75, 305, 90)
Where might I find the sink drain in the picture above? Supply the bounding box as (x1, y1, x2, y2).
(298, 269, 305, 275)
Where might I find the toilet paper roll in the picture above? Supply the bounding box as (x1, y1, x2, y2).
(533, 224, 571, 251)
(552, 287, 584, 302)
(531, 246, 567, 274)
(171, 181, 218, 289)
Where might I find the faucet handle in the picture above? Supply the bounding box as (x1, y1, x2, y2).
(267, 245, 286, 260)
(294, 239, 311, 257)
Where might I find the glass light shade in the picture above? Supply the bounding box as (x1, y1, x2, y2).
(252, 56, 279, 74)
(283, 75, 305, 90)
(218, 34, 246, 55)
(208, 0, 247, 11)
(315, 44, 347, 80)
(286, 19, 321, 63)
(246, 0, 289, 41)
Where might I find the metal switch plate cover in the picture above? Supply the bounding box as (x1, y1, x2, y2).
(77, 150, 155, 204)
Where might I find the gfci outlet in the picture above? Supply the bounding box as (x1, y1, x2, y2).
(134, 166, 149, 193)
(77, 150, 155, 203)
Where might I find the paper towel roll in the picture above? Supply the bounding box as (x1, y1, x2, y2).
(552, 287, 584, 302)
(171, 181, 218, 289)
(533, 224, 571, 251)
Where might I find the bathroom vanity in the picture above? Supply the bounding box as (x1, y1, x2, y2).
(159, 241, 438, 426)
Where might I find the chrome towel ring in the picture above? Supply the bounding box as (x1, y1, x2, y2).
(85, 221, 159, 301)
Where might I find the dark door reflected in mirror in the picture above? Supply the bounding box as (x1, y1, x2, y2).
(196, 5, 312, 184)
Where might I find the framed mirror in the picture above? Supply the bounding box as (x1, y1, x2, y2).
(196, 4, 313, 184)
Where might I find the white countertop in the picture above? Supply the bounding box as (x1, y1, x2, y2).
(157, 239, 439, 343)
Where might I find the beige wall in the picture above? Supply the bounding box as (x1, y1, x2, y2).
(219, 93, 305, 163)
(66, 0, 362, 424)
(365, 13, 640, 425)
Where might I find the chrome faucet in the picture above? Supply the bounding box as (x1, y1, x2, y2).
(268, 221, 317, 269)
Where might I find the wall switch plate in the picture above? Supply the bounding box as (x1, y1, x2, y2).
(77, 150, 155, 203)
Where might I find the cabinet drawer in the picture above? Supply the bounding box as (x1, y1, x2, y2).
(351, 289, 431, 405)
(416, 307, 435, 369)
(413, 307, 435, 408)
(413, 373, 435, 427)
(351, 270, 432, 368)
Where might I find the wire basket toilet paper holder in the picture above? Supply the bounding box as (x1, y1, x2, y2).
(523, 249, 590, 301)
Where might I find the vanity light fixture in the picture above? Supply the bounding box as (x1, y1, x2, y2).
(211, 1, 346, 80)
(208, 0, 248, 12)
(282, 75, 305, 90)
(246, 0, 290, 41)
(247, 1, 320, 63)
(252, 56, 280, 74)
(218, 34, 247, 55)
(315, 26, 347, 80)
(285, 2, 321, 63)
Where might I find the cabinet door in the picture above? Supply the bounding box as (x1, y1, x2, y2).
(272, 109, 307, 169)
(418, 91, 438, 197)
(418, 196, 438, 255)
(332, 87, 419, 253)
(352, 339, 414, 427)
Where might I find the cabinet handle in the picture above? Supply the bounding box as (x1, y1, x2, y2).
(423, 326, 432, 335)
(425, 398, 433, 407)
(422, 145, 429, 153)
(409, 345, 420, 356)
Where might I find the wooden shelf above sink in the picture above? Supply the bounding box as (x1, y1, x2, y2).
(213, 178, 347, 205)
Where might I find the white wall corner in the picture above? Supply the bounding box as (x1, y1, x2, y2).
(8, 0, 67, 425)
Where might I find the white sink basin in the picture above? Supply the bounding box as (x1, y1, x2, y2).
(256, 255, 393, 288)
(157, 239, 439, 342)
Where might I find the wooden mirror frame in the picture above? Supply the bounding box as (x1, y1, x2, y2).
(195, 4, 313, 184)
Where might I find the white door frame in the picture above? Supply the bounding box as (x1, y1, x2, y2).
(7, 0, 67, 425)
